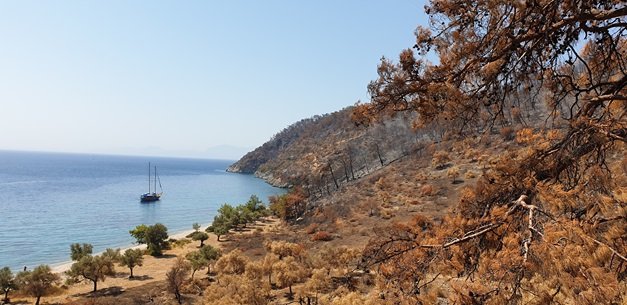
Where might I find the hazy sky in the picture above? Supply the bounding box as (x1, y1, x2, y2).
(0, 1, 427, 159)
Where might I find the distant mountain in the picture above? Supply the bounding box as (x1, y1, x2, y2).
(110, 145, 252, 160)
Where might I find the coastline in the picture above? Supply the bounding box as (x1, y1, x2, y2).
(0, 153, 284, 275)
(50, 223, 212, 274)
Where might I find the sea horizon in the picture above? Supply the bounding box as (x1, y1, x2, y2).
(0, 150, 284, 272)
(0, 148, 241, 163)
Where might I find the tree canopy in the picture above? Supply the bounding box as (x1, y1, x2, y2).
(119, 248, 144, 279)
(206, 195, 269, 241)
(166, 258, 190, 305)
(130, 223, 169, 256)
(70, 243, 93, 261)
(0, 267, 17, 303)
(16, 265, 59, 305)
(355, 0, 626, 304)
(66, 247, 119, 292)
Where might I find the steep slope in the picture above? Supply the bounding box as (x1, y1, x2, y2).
(229, 106, 423, 189)
(226, 115, 323, 174)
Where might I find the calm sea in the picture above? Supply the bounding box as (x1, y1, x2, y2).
(0, 150, 284, 271)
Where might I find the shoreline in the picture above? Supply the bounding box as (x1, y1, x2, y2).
(50, 223, 212, 274)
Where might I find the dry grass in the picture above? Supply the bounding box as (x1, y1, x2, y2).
(45, 136, 510, 305)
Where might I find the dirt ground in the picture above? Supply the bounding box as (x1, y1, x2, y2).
(7, 219, 282, 305)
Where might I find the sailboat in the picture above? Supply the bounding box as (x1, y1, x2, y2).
(140, 162, 162, 202)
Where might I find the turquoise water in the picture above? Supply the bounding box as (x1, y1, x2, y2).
(0, 151, 283, 271)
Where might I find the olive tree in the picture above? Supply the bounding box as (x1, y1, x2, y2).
(119, 248, 144, 278)
(66, 246, 119, 292)
(0, 267, 17, 303)
(129, 223, 169, 256)
(70, 243, 93, 261)
(190, 231, 209, 247)
(166, 258, 190, 305)
(16, 265, 59, 305)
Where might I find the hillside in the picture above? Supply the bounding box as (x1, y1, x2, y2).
(16, 1, 623, 304)
(226, 115, 326, 175)
(228, 106, 424, 189)
(223, 0, 627, 300)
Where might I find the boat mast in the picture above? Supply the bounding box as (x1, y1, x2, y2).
(148, 162, 151, 193)
(154, 166, 157, 195)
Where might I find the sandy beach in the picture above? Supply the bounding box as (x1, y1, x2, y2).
(42, 223, 220, 304)
(50, 223, 212, 274)
(5, 217, 278, 304)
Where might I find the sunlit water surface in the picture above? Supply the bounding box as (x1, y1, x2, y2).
(0, 151, 283, 271)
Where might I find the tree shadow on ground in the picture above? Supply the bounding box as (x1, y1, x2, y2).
(113, 272, 153, 281)
(128, 275, 153, 281)
(73, 286, 124, 298)
(154, 254, 177, 259)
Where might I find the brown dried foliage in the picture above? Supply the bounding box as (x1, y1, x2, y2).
(357, 0, 627, 304)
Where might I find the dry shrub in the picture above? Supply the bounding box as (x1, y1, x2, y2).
(414, 172, 429, 181)
(409, 215, 432, 230)
(459, 187, 476, 205)
(305, 223, 319, 234)
(515, 128, 536, 144)
(463, 148, 477, 160)
(615, 188, 627, 202)
(334, 218, 346, 230)
(374, 177, 388, 191)
(420, 184, 435, 196)
(452, 140, 466, 153)
(546, 129, 563, 141)
(458, 137, 475, 151)
(432, 151, 451, 169)
(311, 231, 334, 242)
(447, 166, 460, 183)
(380, 209, 394, 219)
(465, 171, 477, 179)
(499, 126, 515, 141)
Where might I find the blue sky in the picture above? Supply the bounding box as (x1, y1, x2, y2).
(0, 1, 427, 159)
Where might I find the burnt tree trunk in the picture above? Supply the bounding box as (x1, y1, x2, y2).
(328, 164, 339, 189)
(339, 158, 350, 181)
(347, 150, 355, 180)
(375, 143, 385, 166)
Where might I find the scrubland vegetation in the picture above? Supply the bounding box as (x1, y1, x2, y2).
(2, 0, 625, 304)
(229, 0, 626, 304)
